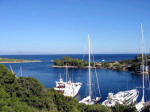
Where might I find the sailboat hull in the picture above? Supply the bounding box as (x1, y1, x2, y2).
(79, 96, 101, 105)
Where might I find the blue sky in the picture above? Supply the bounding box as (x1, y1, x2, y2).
(0, 0, 150, 54)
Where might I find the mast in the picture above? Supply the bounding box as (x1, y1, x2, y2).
(66, 64, 69, 82)
(88, 34, 92, 101)
(66, 64, 68, 82)
(9, 64, 14, 74)
(141, 23, 145, 103)
(20, 66, 22, 77)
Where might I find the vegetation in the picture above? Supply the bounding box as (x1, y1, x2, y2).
(0, 57, 40, 63)
(102, 62, 110, 68)
(53, 56, 93, 68)
(112, 103, 137, 112)
(101, 54, 150, 73)
(53, 54, 150, 72)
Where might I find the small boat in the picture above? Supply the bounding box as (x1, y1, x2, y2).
(54, 65, 82, 97)
(79, 35, 101, 105)
(102, 89, 139, 107)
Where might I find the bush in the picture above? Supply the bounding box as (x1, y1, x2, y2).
(112, 103, 137, 112)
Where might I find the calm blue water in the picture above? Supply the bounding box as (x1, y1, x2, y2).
(1, 54, 150, 102)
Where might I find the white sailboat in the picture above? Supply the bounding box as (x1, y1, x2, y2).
(79, 35, 101, 105)
(135, 24, 145, 111)
(54, 64, 82, 97)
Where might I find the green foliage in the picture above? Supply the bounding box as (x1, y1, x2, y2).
(54, 56, 89, 68)
(0, 57, 38, 63)
(85, 104, 111, 112)
(48, 88, 80, 112)
(113, 64, 123, 71)
(112, 103, 137, 112)
(102, 62, 110, 68)
(0, 64, 57, 112)
(0, 86, 39, 112)
(118, 54, 150, 73)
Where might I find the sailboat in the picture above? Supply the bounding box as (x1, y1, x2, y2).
(102, 32, 141, 107)
(54, 64, 82, 97)
(135, 24, 145, 111)
(79, 35, 101, 105)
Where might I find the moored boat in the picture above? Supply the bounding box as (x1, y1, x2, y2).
(102, 89, 139, 107)
(54, 65, 82, 97)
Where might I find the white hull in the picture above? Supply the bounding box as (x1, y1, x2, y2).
(135, 101, 144, 111)
(102, 89, 139, 107)
(79, 96, 100, 105)
(54, 79, 82, 97)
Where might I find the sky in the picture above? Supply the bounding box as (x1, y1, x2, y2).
(0, 0, 150, 54)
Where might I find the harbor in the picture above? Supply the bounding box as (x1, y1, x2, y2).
(2, 54, 150, 109)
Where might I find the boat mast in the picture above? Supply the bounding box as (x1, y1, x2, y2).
(88, 34, 92, 102)
(20, 66, 22, 77)
(9, 64, 14, 74)
(66, 64, 68, 82)
(141, 23, 145, 103)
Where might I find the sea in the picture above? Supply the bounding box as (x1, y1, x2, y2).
(0, 54, 150, 102)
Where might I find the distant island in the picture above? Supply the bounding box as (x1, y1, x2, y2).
(51, 56, 94, 68)
(0, 57, 41, 63)
(51, 55, 150, 74)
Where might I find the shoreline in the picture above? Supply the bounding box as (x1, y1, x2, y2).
(50, 65, 87, 68)
(50, 65, 97, 69)
(0, 60, 41, 64)
(50, 64, 149, 75)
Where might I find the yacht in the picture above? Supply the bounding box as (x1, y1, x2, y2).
(54, 65, 82, 97)
(102, 89, 139, 107)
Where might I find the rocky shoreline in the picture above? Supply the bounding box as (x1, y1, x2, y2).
(51, 61, 149, 75)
